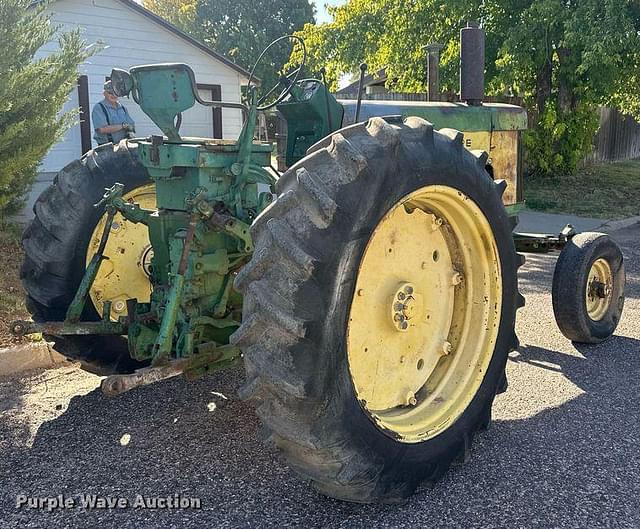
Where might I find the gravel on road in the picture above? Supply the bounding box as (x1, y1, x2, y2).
(1, 224, 639, 529)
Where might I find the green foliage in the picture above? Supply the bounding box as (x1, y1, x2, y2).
(0, 0, 93, 215)
(296, 0, 640, 176)
(524, 102, 599, 176)
(193, 0, 315, 92)
(143, 0, 197, 31)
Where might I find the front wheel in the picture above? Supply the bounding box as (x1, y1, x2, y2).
(232, 117, 524, 502)
(552, 232, 625, 343)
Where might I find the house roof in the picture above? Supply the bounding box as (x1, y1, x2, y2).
(40, 0, 254, 80)
(335, 68, 387, 95)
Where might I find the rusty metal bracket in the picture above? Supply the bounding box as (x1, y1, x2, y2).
(11, 319, 127, 337)
(101, 344, 241, 396)
(513, 224, 576, 253)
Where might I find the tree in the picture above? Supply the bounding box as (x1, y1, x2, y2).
(194, 0, 315, 91)
(0, 0, 94, 214)
(295, 0, 640, 176)
(142, 0, 197, 31)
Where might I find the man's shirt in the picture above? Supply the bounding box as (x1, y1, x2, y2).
(91, 99, 135, 145)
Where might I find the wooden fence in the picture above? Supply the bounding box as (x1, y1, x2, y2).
(337, 91, 429, 101)
(588, 107, 640, 163)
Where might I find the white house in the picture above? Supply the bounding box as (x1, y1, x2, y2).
(23, 0, 252, 217)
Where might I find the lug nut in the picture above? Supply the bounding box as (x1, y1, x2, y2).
(397, 292, 406, 301)
(113, 300, 126, 313)
(441, 341, 452, 355)
(451, 271, 463, 285)
(407, 393, 417, 406)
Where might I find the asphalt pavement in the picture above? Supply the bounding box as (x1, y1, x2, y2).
(1, 223, 639, 529)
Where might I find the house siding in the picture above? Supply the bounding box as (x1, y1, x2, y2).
(37, 0, 245, 173)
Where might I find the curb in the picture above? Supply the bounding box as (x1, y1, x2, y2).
(597, 215, 640, 233)
(0, 341, 67, 377)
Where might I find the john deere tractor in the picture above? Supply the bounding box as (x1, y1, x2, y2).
(13, 31, 625, 503)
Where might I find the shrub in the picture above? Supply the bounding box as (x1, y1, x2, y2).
(0, 0, 94, 215)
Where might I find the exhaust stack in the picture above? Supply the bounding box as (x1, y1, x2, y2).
(460, 22, 485, 106)
(424, 43, 443, 102)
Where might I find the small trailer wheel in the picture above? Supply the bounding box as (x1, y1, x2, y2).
(552, 232, 625, 343)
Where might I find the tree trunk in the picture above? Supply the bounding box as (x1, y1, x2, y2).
(536, 58, 552, 115)
(557, 47, 575, 112)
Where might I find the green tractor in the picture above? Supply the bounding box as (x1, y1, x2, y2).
(13, 32, 625, 503)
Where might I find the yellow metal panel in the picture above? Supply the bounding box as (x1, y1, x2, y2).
(462, 130, 519, 205)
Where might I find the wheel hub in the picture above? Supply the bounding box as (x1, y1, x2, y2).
(391, 283, 419, 331)
(586, 258, 613, 321)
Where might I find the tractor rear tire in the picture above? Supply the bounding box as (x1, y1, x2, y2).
(552, 232, 625, 343)
(232, 117, 524, 503)
(21, 141, 150, 374)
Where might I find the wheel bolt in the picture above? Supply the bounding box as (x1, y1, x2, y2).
(397, 292, 406, 301)
(451, 271, 463, 285)
(113, 300, 126, 313)
(441, 341, 452, 355)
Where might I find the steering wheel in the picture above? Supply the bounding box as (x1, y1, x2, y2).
(247, 35, 307, 111)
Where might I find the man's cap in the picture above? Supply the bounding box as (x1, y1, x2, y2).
(104, 80, 115, 95)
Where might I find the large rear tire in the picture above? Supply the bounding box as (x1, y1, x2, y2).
(232, 117, 524, 502)
(21, 141, 150, 374)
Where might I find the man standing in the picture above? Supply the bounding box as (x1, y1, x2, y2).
(92, 80, 136, 145)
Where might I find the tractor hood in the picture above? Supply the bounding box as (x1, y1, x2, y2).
(339, 100, 528, 132)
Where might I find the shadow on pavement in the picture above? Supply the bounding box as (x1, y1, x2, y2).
(1, 224, 638, 528)
(2, 332, 639, 528)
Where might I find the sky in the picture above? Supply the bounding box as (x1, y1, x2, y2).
(313, 0, 345, 24)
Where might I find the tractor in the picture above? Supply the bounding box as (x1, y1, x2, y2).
(12, 30, 625, 503)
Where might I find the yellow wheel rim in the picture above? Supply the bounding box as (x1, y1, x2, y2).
(347, 185, 502, 443)
(86, 183, 155, 320)
(585, 258, 613, 321)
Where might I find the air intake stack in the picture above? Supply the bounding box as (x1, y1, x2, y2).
(460, 22, 485, 106)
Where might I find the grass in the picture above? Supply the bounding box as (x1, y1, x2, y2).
(0, 220, 31, 347)
(525, 159, 640, 219)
